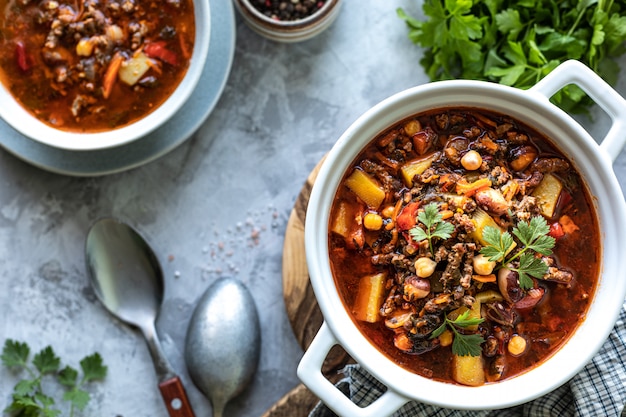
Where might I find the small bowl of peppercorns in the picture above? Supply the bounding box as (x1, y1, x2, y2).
(233, 0, 342, 42)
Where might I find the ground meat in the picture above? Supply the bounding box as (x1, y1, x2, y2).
(531, 158, 570, 173)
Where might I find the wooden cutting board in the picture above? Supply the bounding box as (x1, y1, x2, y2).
(262, 157, 352, 417)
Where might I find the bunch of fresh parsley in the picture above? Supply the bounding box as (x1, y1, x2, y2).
(398, 0, 626, 113)
(1, 339, 107, 417)
(480, 216, 556, 289)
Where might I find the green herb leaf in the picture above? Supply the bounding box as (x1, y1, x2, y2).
(480, 216, 556, 289)
(58, 366, 79, 387)
(480, 226, 514, 262)
(398, 0, 626, 113)
(452, 333, 486, 357)
(33, 346, 61, 374)
(1, 339, 30, 369)
(409, 203, 455, 254)
(430, 310, 485, 356)
(512, 252, 550, 289)
(63, 389, 90, 411)
(450, 309, 485, 328)
(513, 216, 555, 256)
(430, 322, 448, 339)
(2, 339, 106, 416)
(80, 353, 107, 383)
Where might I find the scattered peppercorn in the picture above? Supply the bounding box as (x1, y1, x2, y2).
(250, 0, 327, 21)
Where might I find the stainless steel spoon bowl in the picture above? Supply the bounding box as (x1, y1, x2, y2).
(185, 277, 261, 417)
(85, 218, 195, 417)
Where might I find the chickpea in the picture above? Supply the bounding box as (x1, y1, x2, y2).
(461, 150, 483, 171)
(508, 335, 528, 356)
(381, 205, 395, 218)
(363, 212, 383, 230)
(414, 257, 437, 278)
(76, 39, 95, 56)
(473, 254, 496, 275)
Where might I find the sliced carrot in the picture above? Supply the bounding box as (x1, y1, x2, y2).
(455, 177, 492, 196)
(472, 274, 496, 283)
(102, 53, 123, 99)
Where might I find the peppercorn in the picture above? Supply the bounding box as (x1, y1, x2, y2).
(251, 0, 327, 21)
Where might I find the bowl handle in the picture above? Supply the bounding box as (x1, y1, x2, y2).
(297, 321, 408, 417)
(530, 59, 626, 162)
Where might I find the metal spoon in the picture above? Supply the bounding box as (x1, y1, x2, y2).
(85, 218, 195, 417)
(185, 277, 261, 417)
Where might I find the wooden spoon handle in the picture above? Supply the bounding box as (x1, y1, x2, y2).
(158, 376, 196, 417)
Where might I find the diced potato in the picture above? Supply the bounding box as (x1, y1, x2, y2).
(345, 169, 385, 209)
(532, 173, 563, 218)
(470, 209, 501, 246)
(400, 153, 439, 187)
(330, 201, 352, 238)
(118, 52, 152, 86)
(353, 273, 386, 323)
(452, 354, 485, 386)
(475, 290, 504, 304)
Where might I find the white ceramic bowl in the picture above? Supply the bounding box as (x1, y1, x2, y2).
(298, 60, 626, 416)
(233, 0, 341, 43)
(0, 0, 211, 151)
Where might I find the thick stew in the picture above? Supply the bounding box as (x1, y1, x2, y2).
(329, 108, 599, 385)
(0, 0, 195, 132)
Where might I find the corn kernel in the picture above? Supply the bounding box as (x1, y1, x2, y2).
(363, 212, 383, 230)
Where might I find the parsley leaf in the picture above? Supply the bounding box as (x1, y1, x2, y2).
(409, 203, 455, 255)
(33, 346, 61, 375)
(513, 216, 555, 256)
(480, 216, 556, 289)
(1, 339, 30, 369)
(431, 310, 485, 357)
(398, 0, 626, 114)
(2, 339, 107, 417)
(80, 353, 107, 383)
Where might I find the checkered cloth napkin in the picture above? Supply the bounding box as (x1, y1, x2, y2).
(310, 302, 626, 417)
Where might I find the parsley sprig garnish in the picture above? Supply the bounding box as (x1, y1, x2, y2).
(397, 0, 626, 114)
(480, 216, 556, 289)
(2, 339, 107, 417)
(409, 203, 455, 255)
(431, 310, 485, 357)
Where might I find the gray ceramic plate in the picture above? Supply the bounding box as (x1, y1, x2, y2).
(0, 0, 235, 177)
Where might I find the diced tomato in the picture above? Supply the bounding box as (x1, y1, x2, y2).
(396, 201, 420, 231)
(15, 41, 30, 72)
(548, 222, 565, 239)
(144, 41, 178, 66)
